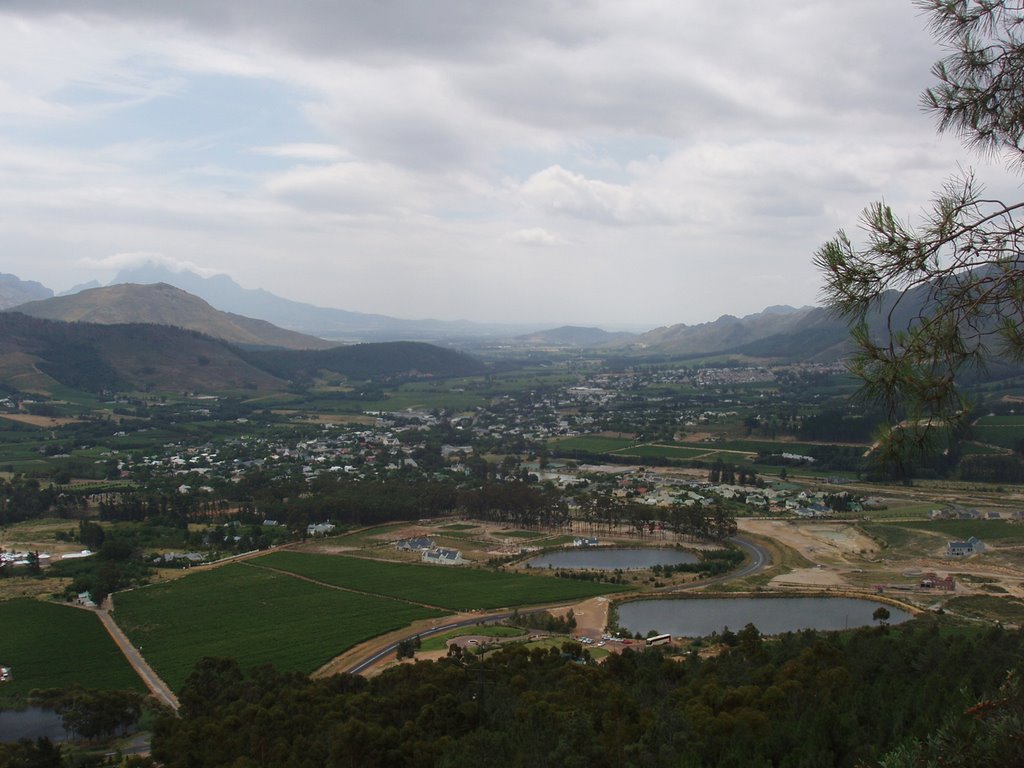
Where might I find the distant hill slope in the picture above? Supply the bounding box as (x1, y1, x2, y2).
(0, 314, 487, 396)
(10, 283, 336, 351)
(624, 305, 847, 358)
(0, 273, 53, 310)
(244, 341, 487, 381)
(657, 274, 1008, 362)
(512, 325, 636, 347)
(109, 264, 541, 341)
(0, 313, 286, 394)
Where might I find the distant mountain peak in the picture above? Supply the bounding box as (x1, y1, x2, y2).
(9, 282, 335, 351)
(0, 273, 53, 310)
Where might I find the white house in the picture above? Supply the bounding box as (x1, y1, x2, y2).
(422, 547, 464, 565)
(306, 522, 336, 537)
(395, 537, 434, 552)
(947, 536, 984, 557)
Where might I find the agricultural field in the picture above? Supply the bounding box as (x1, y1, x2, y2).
(616, 444, 723, 461)
(890, 519, 1024, 543)
(0, 600, 144, 700)
(713, 439, 836, 455)
(971, 414, 1024, 449)
(945, 595, 1024, 625)
(254, 551, 627, 611)
(550, 436, 638, 453)
(859, 523, 936, 553)
(113, 564, 444, 691)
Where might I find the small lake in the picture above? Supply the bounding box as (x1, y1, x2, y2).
(617, 597, 912, 637)
(0, 708, 69, 743)
(525, 547, 699, 570)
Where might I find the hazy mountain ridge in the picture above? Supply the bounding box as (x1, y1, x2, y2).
(0, 268, 901, 362)
(512, 326, 636, 347)
(0, 273, 53, 310)
(10, 283, 336, 351)
(625, 305, 835, 357)
(109, 265, 544, 342)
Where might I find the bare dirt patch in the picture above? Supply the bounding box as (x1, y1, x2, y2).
(553, 596, 610, 638)
(740, 519, 876, 565)
(769, 566, 849, 589)
(270, 410, 376, 426)
(0, 413, 80, 427)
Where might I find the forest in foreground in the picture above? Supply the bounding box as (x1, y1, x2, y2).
(132, 619, 1022, 768)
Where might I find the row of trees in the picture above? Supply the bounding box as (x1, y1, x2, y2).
(0, 476, 85, 526)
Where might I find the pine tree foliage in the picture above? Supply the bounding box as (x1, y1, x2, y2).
(815, 0, 1024, 469)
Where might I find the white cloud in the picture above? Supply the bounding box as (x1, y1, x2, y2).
(76, 252, 223, 277)
(251, 143, 352, 161)
(519, 165, 685, 225)
(0, 1, 1018, 326)
(506, 227, 568, 246)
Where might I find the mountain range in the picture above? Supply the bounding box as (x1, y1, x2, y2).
(107, 264, 544, 342)
(11, 283, 335, 351)
(2, 264, 861, 360)
(103, 265, 861, 359)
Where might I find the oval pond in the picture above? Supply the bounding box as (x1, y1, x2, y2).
(525, 547, 699, 570)
(617, 597, 912, 637)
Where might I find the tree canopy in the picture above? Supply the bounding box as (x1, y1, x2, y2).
(815, 0, 1024, 470)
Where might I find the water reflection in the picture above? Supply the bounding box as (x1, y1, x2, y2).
(0, 708, 68, 743)
(617, 597, 912, 637)
(526, 547, 699, 570)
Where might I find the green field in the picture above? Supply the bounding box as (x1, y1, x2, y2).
(976, 414, 1024, 427)
(971, 415, 1024, 449)
(550, 436, 638, 453)
(616, 444, 719, 460)
(0, 600, 144, 700)
(890, 519, 1024, 542)
(254, 551, 626, 610)
(945, 595, 1024, 624)
(113, 564, 444, 691)
(419, 625, 526, 652)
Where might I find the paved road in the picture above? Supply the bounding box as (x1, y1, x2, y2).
(345, 613, 516, 675)
(716, 535, 770, 582)
(341, 535, 772, 675)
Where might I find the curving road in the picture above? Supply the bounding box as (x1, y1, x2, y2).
(703, 535, 770, 586)
(345, 613, 514, 675)
(340, 535, 772, 675)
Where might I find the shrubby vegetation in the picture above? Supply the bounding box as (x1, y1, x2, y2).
(144, 620, 1023, 767)
(507, 608, 576, 633)
(29, 686, 144, 741)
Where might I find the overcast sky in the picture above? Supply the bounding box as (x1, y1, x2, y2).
(1, 1, 1019, 329)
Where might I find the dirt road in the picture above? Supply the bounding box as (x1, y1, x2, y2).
(96, 600, 179, 711)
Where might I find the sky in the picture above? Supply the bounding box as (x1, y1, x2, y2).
(1, 1, 1020, 330)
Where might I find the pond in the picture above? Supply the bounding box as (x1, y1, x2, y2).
(616, 596, 912, 637)
(0, 708, 69, 743)
(525, 547, 699, 570)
